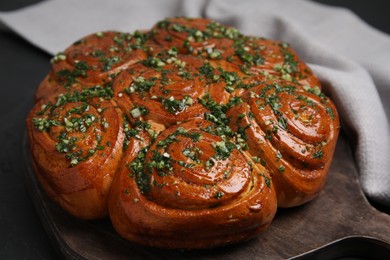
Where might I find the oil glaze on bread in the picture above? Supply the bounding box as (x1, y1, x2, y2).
(26, 17, 339, 249)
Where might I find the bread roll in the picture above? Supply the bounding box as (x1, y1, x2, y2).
(26, 17, 339, 248)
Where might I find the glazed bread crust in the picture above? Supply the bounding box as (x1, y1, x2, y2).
(26, 17, 339, 248)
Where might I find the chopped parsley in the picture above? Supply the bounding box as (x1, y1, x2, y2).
(101, 56, 121, 71)
(128, 148, 150, 194)
(326, 106, 335, 120)
(161, 96, 193, 114)
(156, 127, 202, 148)
(312, 150, 323, 159)
(213, 141, 235, 160)
(259, 172, 271, 188)
(214, 191, 224, 199)
(32, 117, 60, 131)
(125, 76, 156, 93)
(142, 57, 165, 68)
(199, 63, 214, 78)
(278, 116, 288, 130)
(56, 60, 91, 88)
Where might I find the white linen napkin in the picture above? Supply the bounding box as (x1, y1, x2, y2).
(1, 0, 390, 207)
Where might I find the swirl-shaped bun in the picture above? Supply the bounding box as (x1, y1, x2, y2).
(109, 119, 277, 248)
(112, 55, 209, 126)
(26, 17, 339, 248)
(227, 81, 339, 207)
(35, 31, 147, 101)
(26, 87, 125, 219)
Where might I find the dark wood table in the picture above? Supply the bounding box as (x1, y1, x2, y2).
(1, 1, 389, 259)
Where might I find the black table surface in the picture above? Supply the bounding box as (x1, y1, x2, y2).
(0, 0, 389, 259)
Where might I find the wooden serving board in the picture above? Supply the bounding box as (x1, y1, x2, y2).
(23, 133, 390, 259)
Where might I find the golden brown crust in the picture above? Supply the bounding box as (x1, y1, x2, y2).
(26, 96, 125, 219)
(112, 56, 210, 127)
(109, 119, 277, 249)
(35, 31, 147, 101)
(227, 82, 339, 207)
(26, 17, 340, 248)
